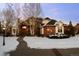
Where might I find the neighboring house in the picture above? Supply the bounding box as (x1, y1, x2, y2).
(41, 20, 68, 37)
(1, 19, 20, 36)
(9, 18, 20, 36)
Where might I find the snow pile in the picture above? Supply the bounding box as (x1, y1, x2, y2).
(24, 35, 79, 49)
(0, 36, 18, 56)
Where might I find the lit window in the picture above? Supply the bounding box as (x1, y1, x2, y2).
(22, 26, 27, 29)
(46, 28, 52, 32)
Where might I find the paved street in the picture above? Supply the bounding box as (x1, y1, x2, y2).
(6, 36, 79, 56)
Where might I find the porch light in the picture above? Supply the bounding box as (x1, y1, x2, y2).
(22, 26, 27, 29)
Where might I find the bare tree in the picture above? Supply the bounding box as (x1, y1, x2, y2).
(2, 4, 15, 24)
(22, 3, 42, 35)
(9, 3, 42, 20)
(1, 3, 15, 35)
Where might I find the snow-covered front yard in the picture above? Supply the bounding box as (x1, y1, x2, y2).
(24, 35, 79, 49)
(0, 36, 18, 56)
(0, 35, 79, 56)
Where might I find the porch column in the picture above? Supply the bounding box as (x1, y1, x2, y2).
(55, 26, 58, 34)
(62, 26, 64, 34)
(41, 27, 44, 35)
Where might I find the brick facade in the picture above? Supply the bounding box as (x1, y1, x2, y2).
(43, 25, 55, 36)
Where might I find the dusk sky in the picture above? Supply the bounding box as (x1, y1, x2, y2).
(41, 3, 79, 25)
(0, 3, 79, 25)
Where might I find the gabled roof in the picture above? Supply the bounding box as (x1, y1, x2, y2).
(44, 17, 51, 20)
(54, 21, 64, 25)
(44, 20, 68, 27)
(46, 19, 57, 25)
